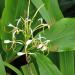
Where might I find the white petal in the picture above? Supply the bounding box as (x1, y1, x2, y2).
(16, 42, 23, 45)
(26, 40, 32, 45)
(44, 40, 50, 44)
(41, 46, 47, 51)
(37, 44, 43, 49)
(8, 24, 14, 27)
(17, 18, 21, 26)
(46, 40, 50, 42)
(4, 40, 12, 43)
(17, 52, 25, 56)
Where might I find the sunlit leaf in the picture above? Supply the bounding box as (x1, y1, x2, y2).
(31, 0, 63, 25)
(41, 18, 75, 51)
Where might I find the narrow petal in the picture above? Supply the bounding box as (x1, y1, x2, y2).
(8, 24, 14, 28)
(17, 52, 25, 56)
(26, 40, 32, 45)
(4, 40, 12, 43)
(37, 44, 43, 49)
(41, 46, 47, 51)
(17, 18, 21, 26)
(16, 42, 23, 45)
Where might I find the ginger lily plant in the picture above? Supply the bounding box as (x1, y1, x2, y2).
(0, 0, 75, 75)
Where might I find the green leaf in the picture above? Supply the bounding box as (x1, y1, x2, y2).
(31, 52, 62, 75)
(60, 51, 74, 75)
(0, 55, 6, 75)
(41, 18, 75, 51)
(4, 62, 22, 75)
(21, 63, 38, 75)
(21, 65, 30, 75)
(42, 0, 63, 20)
(15, 0, 26, 19)
(1, 0, 26, 39)
(0, 39, 6, 60)
(31, 0, 63, 25)
(31, 0, 52, 24)
(0, 0, 18, 43)
(1, 0, 17, 26)
(1, 0, 27, 62)
(0, 0, 5, 18)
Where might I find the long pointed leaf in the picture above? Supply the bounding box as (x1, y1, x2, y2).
(21, 63, 38, 75)
(31, 0, 63, 24)
(60, 51, 74, 75)
(1, 0, 27, 62)
(41, 18, 75, 51)
(31, 52, 62, 75)
(4, 62, 22, 75)
(0, 55, 6, 75)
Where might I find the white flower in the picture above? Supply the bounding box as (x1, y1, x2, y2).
(26, 40, 32, 46)
(8, 23, 19, 39)
(38, 34, 46, 41)
(17, 52, 25, 56)
(44, 40, 50, 44)
(4, 40, 12, 43)
(41, 46, 47, 51)
(4, 39, 23, 45)
(37, 44, 43, 49)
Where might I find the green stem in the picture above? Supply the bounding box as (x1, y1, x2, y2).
(59, 51, 74, 75)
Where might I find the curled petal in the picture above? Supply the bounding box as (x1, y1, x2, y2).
(38, 18, 43, 24)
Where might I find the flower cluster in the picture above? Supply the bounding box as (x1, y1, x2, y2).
(4, 0, 50, 57)
(4, 17, 50, 55)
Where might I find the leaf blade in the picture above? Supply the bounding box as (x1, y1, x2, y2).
(0, 55, 6, 75)
(31, 52, 62, 75)
(4, 62, 22, 75)
(21, 63, 38, 75)
(41, 18, 75, 51)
